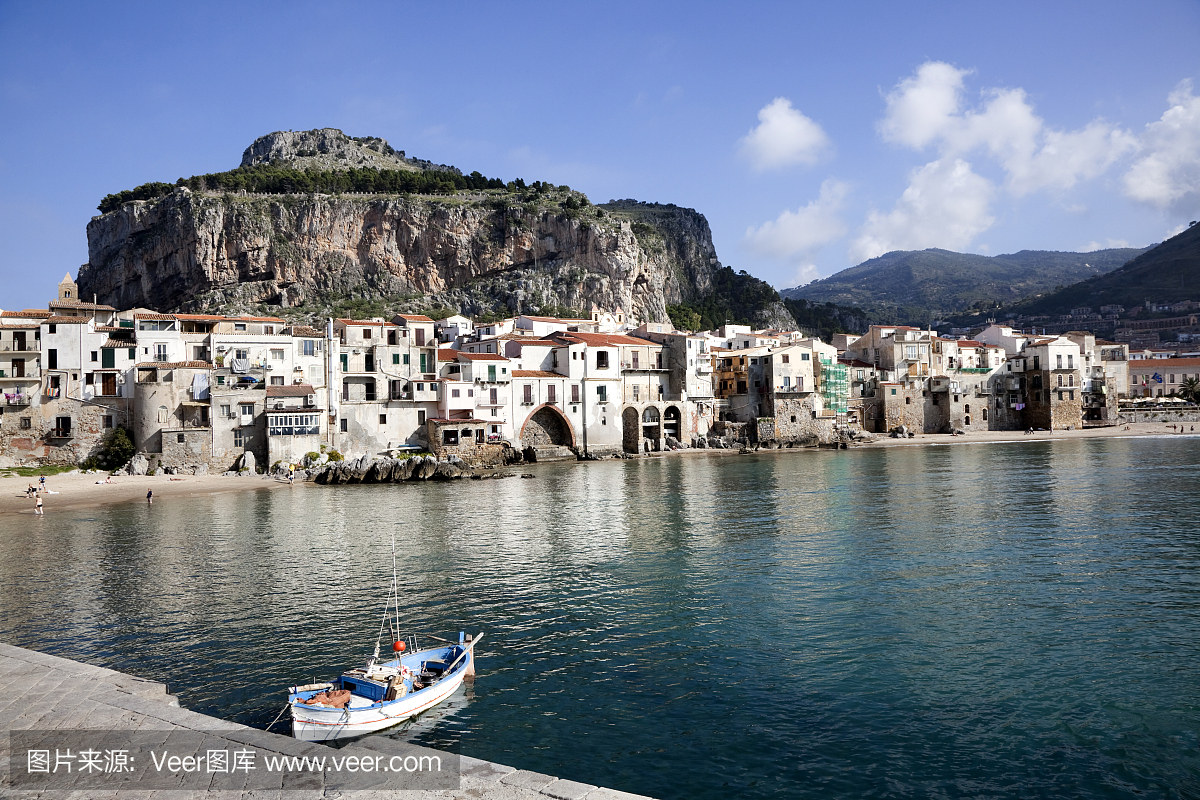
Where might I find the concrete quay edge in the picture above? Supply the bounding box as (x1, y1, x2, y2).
(0, 641, 655, 799)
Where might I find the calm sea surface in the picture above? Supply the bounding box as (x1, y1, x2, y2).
(2, 437, 1199, 799)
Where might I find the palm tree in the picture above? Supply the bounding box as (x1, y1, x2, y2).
(1180, 376, 1200, 405)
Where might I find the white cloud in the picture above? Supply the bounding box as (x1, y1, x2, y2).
(744, 179, 849, 262)
(879, 62, 1136, 195)
(879, 62, 969, 148)
(850, 159, 995, 262)
(739, 97, 831, 171)
(1123, 80, 1200, 213)
(1081, 238, 1131, 251)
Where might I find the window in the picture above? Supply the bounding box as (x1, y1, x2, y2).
(234, 429, 245, 447)
(220, 404, 231, 417)
(490, 387, 498, 405)
(20, 417, 31, 429)
(905, 397, 911, 404)
(270, 349, 284, 360)
(633, 385, 640, 401)
(48, 324, 56, 334)
(417, 383, 424, 391)
(340, 418, 348, 432)
(982, 408, 988, 421)
(547, 385, 556, 403)
(417, 410, 425, 425)
(365, 353, 375, 372)
(801, 353, 810, 361)
(782, 355, 789, 364)
(1068, 374, 1074, 387)
(235, 349, 248, 360)
(597, 385, 608, 402)
(415, 328, 425, 346)
(523, 384, 533, 404)
(1057, 374, 1064, 387)
(1056, 354, 1063, 369)
(47, 349, 57, 369)
(177, 433, 186, 443)
(403, 353, 410, 365)
(1069, 390, 1075, 400)
(263, 325, 275, 335)
(572, 384, 580, 403)
(128, 347, 136, 359)
(452, 388, 461, 397)
(270, 374, 284, 386)
(303, 340, 318, 356)
(157, 406, 169, 423)
(596, 351, 609, 369)
(443, 429, 459, 445)
(362, 328, 372, 340)
(891, 388, 897, 395)
(85, 373, 94, 385)
(379, 414, 387, 424)
(90, 351, 98, 362)
(1068, 354, 1073, 368)
(393, 353, 400, 365)
(234, 323, 247, 331)
(217, 375, 225, 385)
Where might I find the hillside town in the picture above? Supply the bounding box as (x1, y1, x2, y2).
(1, 274, 1197, 474)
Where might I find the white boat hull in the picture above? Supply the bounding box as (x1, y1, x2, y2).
(290, 647, 472, 742)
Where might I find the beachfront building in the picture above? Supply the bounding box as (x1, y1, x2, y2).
(265, 384, 324, 467)
(1128, 358, 1200, 398)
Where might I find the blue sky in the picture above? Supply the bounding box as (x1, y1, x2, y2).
(2, 1, 1199, 312)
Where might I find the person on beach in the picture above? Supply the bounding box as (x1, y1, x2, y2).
(26, 483, 36, 497)
(288, 468, 294, 485)
(146, 489, 153, 504)
(39, 475, 46, 491)
(34, 494, 43, 515)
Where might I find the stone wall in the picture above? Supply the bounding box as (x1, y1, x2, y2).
(161, 428, 213, 473)
(1118, 409, 1200, 423)
(761, 397, 837, 444)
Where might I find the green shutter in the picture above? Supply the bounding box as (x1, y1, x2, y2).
(403, 354, 410, 365)
(102, 349, 114, 369)
(488, 365, 496, 382)
(392, 353, 399, 364)
(128, 347, 136, 359)
(340, 354, 348, 371)
(420, 353, 427, 372)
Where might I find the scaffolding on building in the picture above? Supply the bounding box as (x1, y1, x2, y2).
(819, 357, 849, 414)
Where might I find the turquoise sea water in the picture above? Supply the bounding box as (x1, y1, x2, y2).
(1, 437, 1198, 799)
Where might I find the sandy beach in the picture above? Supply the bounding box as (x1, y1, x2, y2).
(0, 472, 293, 518)
(2, 421, 1192, 518)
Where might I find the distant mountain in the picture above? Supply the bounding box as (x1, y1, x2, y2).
(780, 246, 1147, 325)
(1005, 223, 1200, 316)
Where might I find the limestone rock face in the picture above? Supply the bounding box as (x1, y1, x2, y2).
(77, 188, 782, 326)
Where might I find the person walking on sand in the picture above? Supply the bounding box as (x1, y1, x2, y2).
(34, 494, 43, 515)
(38, 475, 46, 492)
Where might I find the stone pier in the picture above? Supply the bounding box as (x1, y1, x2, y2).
(0, 642, 651, 799)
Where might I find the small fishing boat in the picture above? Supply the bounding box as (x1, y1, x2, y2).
(286, 539, 482, 741)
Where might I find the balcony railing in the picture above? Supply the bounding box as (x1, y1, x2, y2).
(47, 428, 73, 439)
(1, 342, 40, 352)
(479, 397, 507, 407)
(4, 394, 31, 406)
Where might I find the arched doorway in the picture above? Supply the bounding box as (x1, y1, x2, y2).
(622, 407, 640, 452)
(521, 405, 573, 448)
(642, 406, 661, 449)
(663, 406, 682, 442)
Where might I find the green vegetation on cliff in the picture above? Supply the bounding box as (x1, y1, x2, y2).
(666, 267, 781, 330)
(98, 165, 523, 214)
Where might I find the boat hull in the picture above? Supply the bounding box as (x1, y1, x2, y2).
(289, 647, 470, 742)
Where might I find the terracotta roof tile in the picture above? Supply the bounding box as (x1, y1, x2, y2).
(43, 316, 88, 324)
(49, 299, 116, 310)
(395, 314, 434, 323)
(134, 313, 177, 321)
(512, 370, 564, 378)
(288, 326, 323, 337)
(544, 331, 647, 347)
(454, 352, 508, 361)
(142, 361, 212, 369)
(266, 384, 315, 397)
(0, 309, 50, 318)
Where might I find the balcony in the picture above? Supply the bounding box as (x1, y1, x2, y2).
(622, 361, 666, 371)
(1, 342, 40, 352)
(4, 393, 31, 406)
(478, 397, 507, 407)
(47, 428, 73, 439)
(240, 414, 255, 427)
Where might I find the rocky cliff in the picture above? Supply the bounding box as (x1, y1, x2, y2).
(78, 131, 794, 328)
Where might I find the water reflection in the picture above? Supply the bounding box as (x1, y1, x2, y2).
(2, 439, 1199, 799)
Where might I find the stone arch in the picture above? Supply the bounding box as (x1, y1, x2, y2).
(622, 406, 640, 452)
(640, 405, 662, 449)
(520, 403, 575, 448)
(663, 405, 682, 441)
